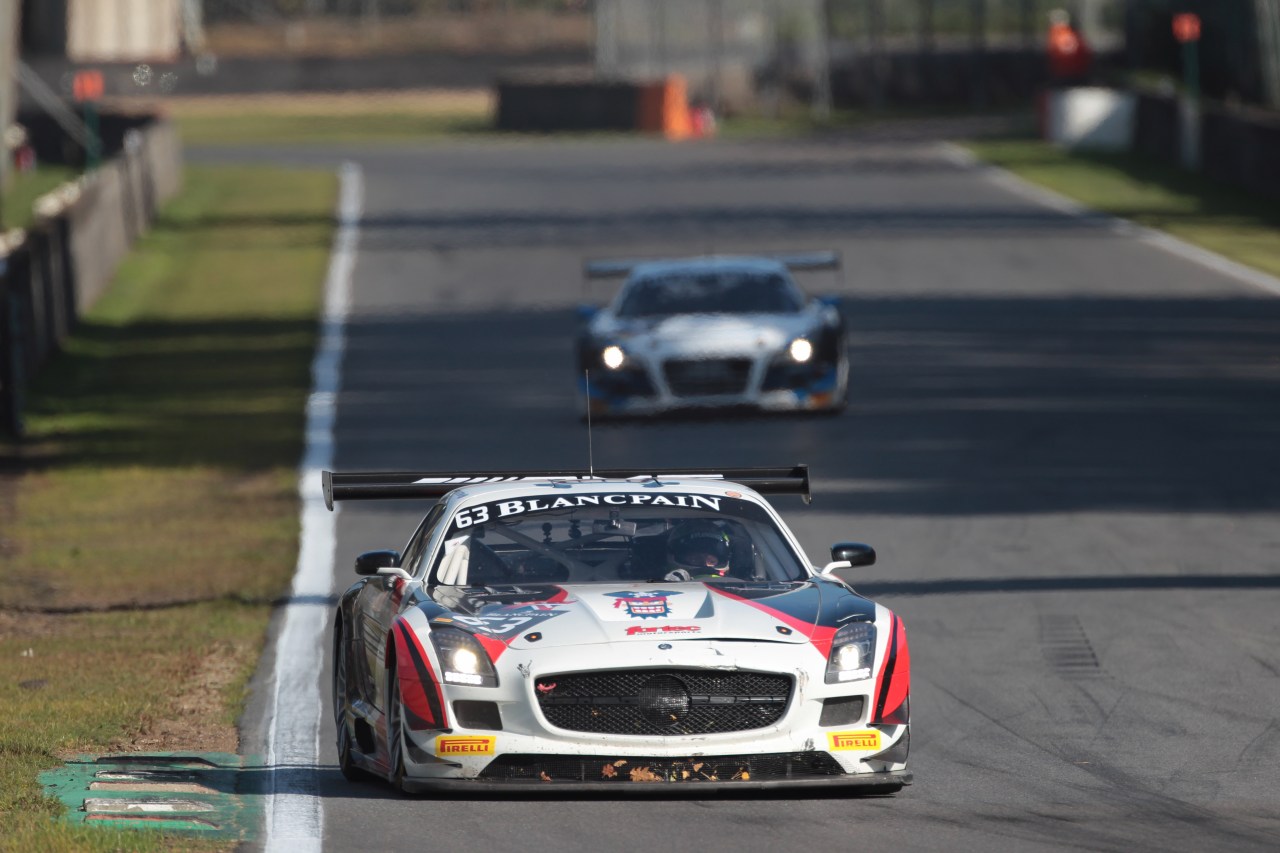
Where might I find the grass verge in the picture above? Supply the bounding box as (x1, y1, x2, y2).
(0, 164, 336, 849)
(963, 138, 1280, 278)
(147, 90, 493, 146)
(3, 166, 79, 231)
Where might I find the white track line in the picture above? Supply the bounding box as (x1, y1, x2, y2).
(264, 160, 363, 853)
(940, 142, 1280, 298)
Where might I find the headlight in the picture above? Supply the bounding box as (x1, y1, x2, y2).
(788, 338, 813, 363)
(430, 627, 498, 687)
(826, 621, 875, 684)
(601, 345, 626, 369)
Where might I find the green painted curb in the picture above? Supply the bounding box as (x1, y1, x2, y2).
(40, 752, 263, 842)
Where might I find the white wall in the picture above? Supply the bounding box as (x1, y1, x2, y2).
(67, 0, 182, 62)
(1045, 87, 1137, 152)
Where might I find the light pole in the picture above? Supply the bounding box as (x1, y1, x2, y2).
(1172, 12, 1201, 170)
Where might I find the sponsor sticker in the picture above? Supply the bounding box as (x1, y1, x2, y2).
(625, 624, 701, 636)
(827, 730, 882, 752)
(436, 735, 496, 756)
(451, 493, 723, 529)
(607, 590, 681, 619)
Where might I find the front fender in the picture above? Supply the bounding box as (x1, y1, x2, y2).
(389, 611, 449, 731)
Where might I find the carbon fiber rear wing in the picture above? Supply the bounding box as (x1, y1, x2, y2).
(583, 251, 841, 280)
(322, 465, 811, 510)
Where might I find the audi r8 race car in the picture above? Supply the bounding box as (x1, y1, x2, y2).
(575, 253, 849, 417)
(327, 466, 911, 793)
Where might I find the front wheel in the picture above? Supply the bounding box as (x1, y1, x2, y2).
(386, 667, 410, 793)
(333, 622, 366, 782)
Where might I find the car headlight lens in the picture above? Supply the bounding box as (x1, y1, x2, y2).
(601, 345, 626, 369)
(788, 338, 813, 363)
(451, 647, 481, 674)
(826, 621, 875, 684)
(430, 627, 498, 687)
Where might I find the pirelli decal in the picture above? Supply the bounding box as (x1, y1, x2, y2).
(435, 735, 496, 756)
(828, 730, 882, 752)
(453, 493, 722, 529)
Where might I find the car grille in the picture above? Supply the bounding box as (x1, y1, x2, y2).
(663, 358, 752, 397)
(536, 669, 792, 735)
(479, 752, 845, 783)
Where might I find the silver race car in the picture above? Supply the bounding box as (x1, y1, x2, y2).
(575, 254, 849, 417)
(328, 466, 911, 793)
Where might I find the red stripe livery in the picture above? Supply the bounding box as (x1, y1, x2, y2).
(708, 584, 838, 657)
(873, 614, 910, 724)
(392, 621, 449, 731)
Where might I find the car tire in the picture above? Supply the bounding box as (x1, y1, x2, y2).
(386, 666, 410, 794)
(333, 622, 366, 783)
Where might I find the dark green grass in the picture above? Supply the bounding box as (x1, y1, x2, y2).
(966, 138, 1280, 278)
(0, 164, 335, 848)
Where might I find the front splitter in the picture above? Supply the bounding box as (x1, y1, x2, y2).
(401, 769, 911, 795)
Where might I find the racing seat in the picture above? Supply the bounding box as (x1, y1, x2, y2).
(724, 523, 761, 580)
(623, 533, 671, 581)
(467, 540, 514, 585)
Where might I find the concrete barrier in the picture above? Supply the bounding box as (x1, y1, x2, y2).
(0, 115, 183, 436)
(1045, 87, 1136, 151)
(496, 74, 691, 137)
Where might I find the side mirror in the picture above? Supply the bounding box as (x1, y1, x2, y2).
(575, 304, 599, 322)
(354, 550, 401, 576)
(822, 542, 875, 575)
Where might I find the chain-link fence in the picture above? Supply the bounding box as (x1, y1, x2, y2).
(593, 0, 1280, 110)
(828, 0, 1121, 49)
(18, 0, 1280, 109)
(193, 0, 592, 57)
(594, 0, 829, 113)
(593, 0, 1126, 111)
(1124, 0, 1280, 109)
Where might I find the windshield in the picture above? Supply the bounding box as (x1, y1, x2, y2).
(429, 494, 809, 586)
(615, 271, 804, 318)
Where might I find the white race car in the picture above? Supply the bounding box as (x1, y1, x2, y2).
(328, 466, 911, 793)
(575, 254, 849, 417)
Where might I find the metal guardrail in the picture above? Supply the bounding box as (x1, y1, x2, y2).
(0, 117, 183, 438)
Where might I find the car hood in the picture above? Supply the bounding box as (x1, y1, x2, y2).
(600, 314, 811, 358)
(427, 580, 874, 650)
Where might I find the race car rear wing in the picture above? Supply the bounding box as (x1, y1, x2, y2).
(322, 465, 811, 510)
(583, 251, 841, 280)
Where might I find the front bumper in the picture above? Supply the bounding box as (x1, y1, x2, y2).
(581, 355, 846, 416)
(398, 640, 908, 789)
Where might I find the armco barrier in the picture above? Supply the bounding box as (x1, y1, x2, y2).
(0, 116, 183, 437)
(1200, 105, 1280, 203)
(1132, 92, 1181, 165)
(1059, 88, 1280, 205)
(1135, 91, 1280, 203)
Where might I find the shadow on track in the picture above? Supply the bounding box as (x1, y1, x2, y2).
(333, 294, 1280, 517)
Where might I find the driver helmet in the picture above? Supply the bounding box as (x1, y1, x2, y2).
(667, 520, 732, 577)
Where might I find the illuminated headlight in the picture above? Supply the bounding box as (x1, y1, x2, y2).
(826, 621, 875, 684)
(430, 627, 498, 687)
(601, 345, 626, 369)
(788, 338, 814, 363)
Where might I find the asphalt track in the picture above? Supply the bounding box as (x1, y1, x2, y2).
(228, 131, 1280, 852)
